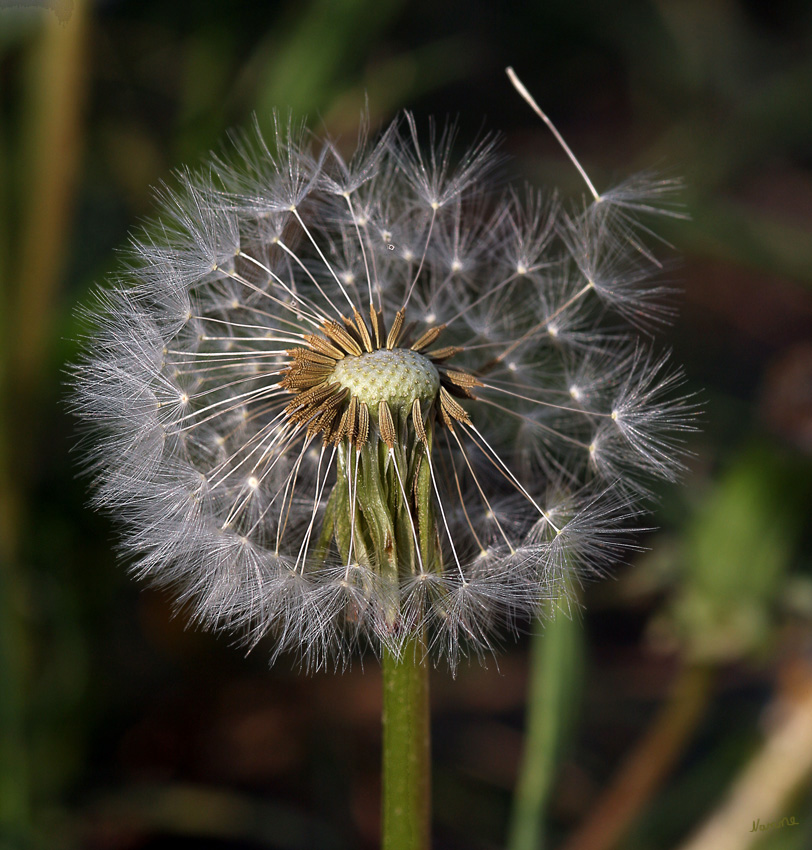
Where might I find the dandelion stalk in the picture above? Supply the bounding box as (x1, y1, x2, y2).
(382, 638, 431, 850)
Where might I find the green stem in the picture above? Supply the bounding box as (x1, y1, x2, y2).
(507, 593, 583, 850)
(382, 635, 431, 850)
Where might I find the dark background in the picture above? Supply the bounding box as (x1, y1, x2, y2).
(1, 1, 812, 848)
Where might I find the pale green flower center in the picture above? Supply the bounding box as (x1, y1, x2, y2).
(331, 348, 440, 411)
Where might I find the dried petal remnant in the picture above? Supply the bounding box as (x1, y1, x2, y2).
(281, 311, 478, 450)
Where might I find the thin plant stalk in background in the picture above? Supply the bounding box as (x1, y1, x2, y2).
(1, 3, 87, 841)
(71, 68, 693, 848)
(508, 586, 584, 850)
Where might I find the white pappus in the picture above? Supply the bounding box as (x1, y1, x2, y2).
(71, 75, 695, 671)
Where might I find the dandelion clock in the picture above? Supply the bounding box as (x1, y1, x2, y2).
(71, 70, 694, 849)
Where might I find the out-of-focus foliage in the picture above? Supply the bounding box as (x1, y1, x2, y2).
(650, 444, 812, 663)
(1, 1, 811, 848)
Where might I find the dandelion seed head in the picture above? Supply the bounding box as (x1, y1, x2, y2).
(71, 85, 696, 669)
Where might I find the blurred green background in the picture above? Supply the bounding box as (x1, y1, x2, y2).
(1, 1, 812, 848)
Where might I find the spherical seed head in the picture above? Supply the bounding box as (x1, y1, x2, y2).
(70, 107, 695, 671)
(331, 349, 440, 412)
